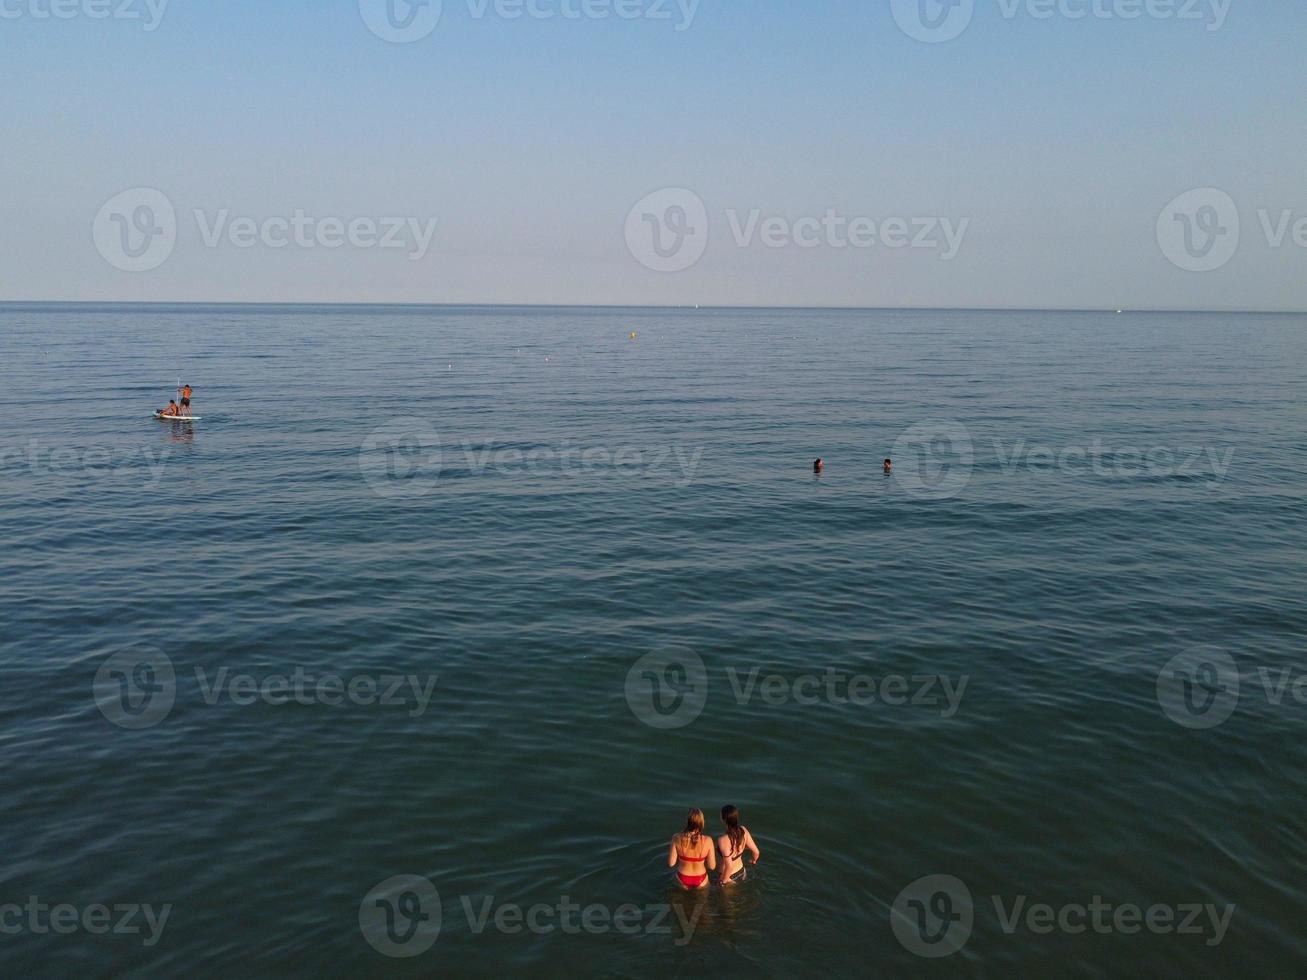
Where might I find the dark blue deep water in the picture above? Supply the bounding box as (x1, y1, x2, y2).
(1, 305, 1304, 977)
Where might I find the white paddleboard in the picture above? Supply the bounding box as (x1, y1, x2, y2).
(154, 414, 201, 421)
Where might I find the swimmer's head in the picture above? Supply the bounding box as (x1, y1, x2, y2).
(813, 458, 824, 472)
(883, 458, 892, 472)
(683, 808, 705, 841)
(721, 804, 745, 849)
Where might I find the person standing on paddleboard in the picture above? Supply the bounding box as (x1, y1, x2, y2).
(180, 384, 193, 417)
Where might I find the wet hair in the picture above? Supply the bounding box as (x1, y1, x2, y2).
(721, 804, 745, 856)
(884, 459, 892, 465)
(679, 808, 705, 850)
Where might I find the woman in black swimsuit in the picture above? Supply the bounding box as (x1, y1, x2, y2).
(717, 804, 760, 883)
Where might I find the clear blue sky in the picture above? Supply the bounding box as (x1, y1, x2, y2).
(2, 0, 1304, 309)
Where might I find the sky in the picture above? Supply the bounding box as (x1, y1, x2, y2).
(1, 0, 1304, 309)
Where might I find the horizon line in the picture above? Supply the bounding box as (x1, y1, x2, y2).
(2, 300, 1305, 315)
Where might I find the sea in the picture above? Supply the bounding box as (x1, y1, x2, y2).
(0, 304, 1304, 977)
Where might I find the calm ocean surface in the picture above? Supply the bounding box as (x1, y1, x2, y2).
(1, 304, 1304, 977)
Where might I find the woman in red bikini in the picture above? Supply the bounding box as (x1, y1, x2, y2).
(667, 808, 715, 889)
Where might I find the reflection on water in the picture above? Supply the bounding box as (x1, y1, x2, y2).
(162, 421, 195, 444)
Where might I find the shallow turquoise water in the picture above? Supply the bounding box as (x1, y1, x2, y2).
(1, 305, 1305, 977)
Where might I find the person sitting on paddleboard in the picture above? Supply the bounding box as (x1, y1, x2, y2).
(179, 384, 192, 416)
(160, 400, 179, 417)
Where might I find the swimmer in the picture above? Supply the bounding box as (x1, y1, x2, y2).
(668, 808, 715, 890)
(717, 805, 760, 884)
(883, 458, 892, 474)
(814, 458, 824, 473)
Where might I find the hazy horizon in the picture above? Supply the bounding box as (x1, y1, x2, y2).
(4, 0, 1304, 310)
